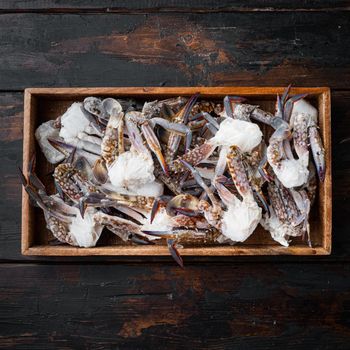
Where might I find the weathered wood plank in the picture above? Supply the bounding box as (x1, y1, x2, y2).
(0, 263, 349, 349)
(0, 1, 349, 12)
(0, 12, 349, 90)
(0, 91, 348, 261)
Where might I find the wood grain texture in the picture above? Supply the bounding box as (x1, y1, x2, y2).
(0, 263, 350, 349)
(0, 3, 350, 348)
(0, 12, 349, 90)
(0, 1, 349, 12)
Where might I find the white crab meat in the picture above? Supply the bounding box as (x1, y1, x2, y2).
(260, 211, 290, 247)
(108, 150, 155, 189)
(211, 118, 263, 153)
(69, 207, 103, 248)
(105, 180, 164, 198)
(269, 152, 309, 188)
(291, 99, 318, 125)
(221, 196, 262, 242)
(141, 207, 173, 232)
(59, 102, 91, 143)
(35, 120, 65, 164)
(132, 180, 164, 197)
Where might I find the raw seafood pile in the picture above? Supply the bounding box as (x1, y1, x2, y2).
(20, 86, 325, 266)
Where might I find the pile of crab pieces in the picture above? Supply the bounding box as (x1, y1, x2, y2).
(20, 85, 325, 267)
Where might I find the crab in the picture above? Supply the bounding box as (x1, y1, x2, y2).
(19, 158, 103, 247)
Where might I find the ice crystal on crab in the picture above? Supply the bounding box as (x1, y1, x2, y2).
(291, 99, 318, 125)
(108, 151, 156, 190)
(270, 154, 309, 188)
(141, 207, 173, 232)
(59, 102, 91, 143)
(69, 207, 103, 248)
(35, 120, 65, 164)
(221, 196, 262, 242)
(211, 118, 263, 153)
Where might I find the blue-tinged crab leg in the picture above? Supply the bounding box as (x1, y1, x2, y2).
(309, 125, 326, 182)
(226, 146, 254, 200)
(141, 121, 169, 176)
(283, 93, 308, 122)
(163, 93, 199, 161)
(167, 239, 184, 269)
(47, 137, 100, 165)
(223, 96, 247, 119)
(179, 160, 217, 205)
(281, 84, 292, 106)
(19, 167, 75, 222)
(213, 181, 235, 207)
(151, 117, 193, 152)
(257, 145, 273, 182)
(182, 93, 200, 124)
(171, 142, 216, 173)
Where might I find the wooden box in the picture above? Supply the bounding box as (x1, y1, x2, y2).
(22, 87, 332, 256)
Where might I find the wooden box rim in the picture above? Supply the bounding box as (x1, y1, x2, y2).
(22, 86, 332, 256)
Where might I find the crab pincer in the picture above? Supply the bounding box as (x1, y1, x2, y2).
(141, 121, 169, 176)
(167, 239, 184, 268)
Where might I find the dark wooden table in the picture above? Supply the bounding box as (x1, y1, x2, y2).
(1, 1, 350, 349)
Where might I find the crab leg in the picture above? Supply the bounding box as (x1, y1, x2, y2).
(309, 125, 325, 181)
(283, 93, 308, 122)
(168, 239, 184, 268)
(163, 94, 198, 160)
(290, 189, 311, 246)
(141, 121, 169, 175)
(180, 160, 217, 205)
(101, 112, 124, 166)
(19, 165, 81, 245)
(179, 160, 222, 229)
(292, 113, 309, 159)
(150, 117, 193, 152)
(77, 132, 102, 146)
(94, 211, 142, 242)
(226, 146, 254, 200)
(48, 137, 100, 164)
(153, 162, 183, 195)
(125, 114, 150, 156)
(118, 118, 125, 154)
(171, 142, 216, 173)
(223, 96, 247, 119)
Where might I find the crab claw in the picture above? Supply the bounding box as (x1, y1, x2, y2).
(309, 125, 325, 182)
(27, 153, 47, 192)
(18, 167, 44, 208)
(283, 93, 308, 122)
(141, 121, 169, 176)
(281, 84, 292, 106)
(79, 192, 112, 218)
(129, 233, 155, 245)
(19, 165, 75, 221)
(223, 96, 247, 118)
(93, 158, 108, 184)
(150, 198, 161, 224)
(181, 92, 200, 124)
(179, 160, 217, 205)
(47, 137, 73, 157)
(197, 112, 220, 130)
(166, 194, 200, 217)
(167, 238, 184, 269)
(172, 142, 216, 173)
(257, 146, 273, 183)
(252, 189, 270, 216)
(48, 136, 101, 157)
